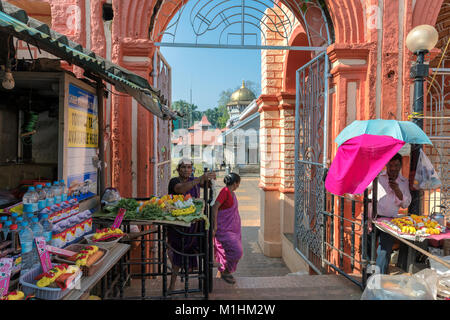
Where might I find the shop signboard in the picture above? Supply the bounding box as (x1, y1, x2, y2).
(35, 237, 52, 273)
(66, 83, 98, 198)
(0, 258, 13, 298)
(112, 208, 126, 229)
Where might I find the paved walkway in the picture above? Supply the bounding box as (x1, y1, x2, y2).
(213, 176, 291, 277)
(208, 176, 360, 299)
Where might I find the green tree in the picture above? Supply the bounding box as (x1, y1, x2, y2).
(172, 100, 202, 128)
(203, 108, 220, 128)
(216, 105, 230, 129)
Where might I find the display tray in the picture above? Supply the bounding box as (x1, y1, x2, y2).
(53, 244, 108, 276)
(374, 218, 449, 242)
(19, 265, 82, 300)
(93, 199, 206, 227)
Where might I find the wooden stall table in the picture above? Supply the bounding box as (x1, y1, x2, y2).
(63, 242, 130, 300)
(373, 218, 450, 274)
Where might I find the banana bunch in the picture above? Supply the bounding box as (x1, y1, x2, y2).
(171, 205, 196, 216)
(425, 228, 441, 235)
(400, 226, 417, 234)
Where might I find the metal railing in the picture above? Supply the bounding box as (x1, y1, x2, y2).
(321, 190, 373, 289)
(92, 176, 214, 300)
(422, 68, 449, 216)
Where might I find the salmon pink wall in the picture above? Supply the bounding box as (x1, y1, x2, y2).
(32, 0, 446, 273)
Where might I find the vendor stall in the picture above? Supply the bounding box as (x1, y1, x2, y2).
(325, 119, 449, 298)
(92, 191, 213, 299)
(373, 216, 450, 274)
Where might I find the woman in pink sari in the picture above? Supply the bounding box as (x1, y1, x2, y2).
(211, 173, 242, 284)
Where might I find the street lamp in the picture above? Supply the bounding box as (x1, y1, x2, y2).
(405, 24, 439, 214)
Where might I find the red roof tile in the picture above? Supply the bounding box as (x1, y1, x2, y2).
(199, 115, 212, 126)
(173, 129, 223, 146)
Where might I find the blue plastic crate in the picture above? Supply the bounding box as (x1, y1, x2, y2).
(19, 264, 81, 300)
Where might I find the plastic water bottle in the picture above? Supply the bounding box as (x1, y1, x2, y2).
(39, 214, 53, 244)
(36, 184, 47, 211)
(8, 224, 20, 253)
(57, 181, 64, 202)
(59, 180, 68, 202)
(44, 182, 54, 207)
(30, 217, 44, 266)
(52, 181, 61, 204)
(25, 213, 35, 223)
(23, 186, 39, 214)
(38, 207, 51, 221)
(19, 221, 34, 275)
(2, 220, 12, 241)
(15, 217, 23, 234)
(10, 212, 18, 224)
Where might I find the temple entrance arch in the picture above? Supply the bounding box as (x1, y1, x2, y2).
(149, 0, 333, 52)
(146, 0, 336, 292)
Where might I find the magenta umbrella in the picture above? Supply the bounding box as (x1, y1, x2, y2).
(325, 134, 405, 196)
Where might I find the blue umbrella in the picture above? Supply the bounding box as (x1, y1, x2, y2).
(335, 119, 432, 146)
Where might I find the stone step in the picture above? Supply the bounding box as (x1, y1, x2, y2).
(210, 275, 362, 300)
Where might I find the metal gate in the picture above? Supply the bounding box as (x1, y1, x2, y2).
(294, 51, 329, 274)
(153, 48, 172, 197)
(423, 68, 450, 215)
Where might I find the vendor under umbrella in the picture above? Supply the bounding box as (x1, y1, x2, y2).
(369, 153, 412, 274)
(167, 158, 216, 294)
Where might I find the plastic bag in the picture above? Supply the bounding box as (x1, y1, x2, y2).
(361, 271, 436, 300)
(101, 187, 121, 207)
(437, 275, 450, 300)
(413, 269, 439, 300)
(428, 255, 450, 276)
(413, 149, 441, 190)
(209, 179, 220, 206)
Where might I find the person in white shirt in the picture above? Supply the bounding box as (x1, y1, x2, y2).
(374, 153, 412, 274)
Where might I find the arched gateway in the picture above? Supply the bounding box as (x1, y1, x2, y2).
(148, 0, 339, 280)
(144, 0, 447, 289)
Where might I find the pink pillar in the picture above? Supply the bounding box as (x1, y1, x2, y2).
(257, 94, 282, 257)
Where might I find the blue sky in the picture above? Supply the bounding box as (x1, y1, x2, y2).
(159, 0, 266, 112)
(160, 47, 261, 111)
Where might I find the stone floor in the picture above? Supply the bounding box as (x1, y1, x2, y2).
(122, 176, 363, 300)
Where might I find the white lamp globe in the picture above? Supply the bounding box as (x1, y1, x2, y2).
(406, 24, 439, 53)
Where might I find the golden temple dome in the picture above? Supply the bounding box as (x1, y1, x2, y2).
(227, 81, 256, 105)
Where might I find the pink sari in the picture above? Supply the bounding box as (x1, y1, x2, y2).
(213, 192, 243, 273)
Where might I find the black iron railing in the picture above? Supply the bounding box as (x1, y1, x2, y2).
(320, 176, 378, 290)
(93, 173, 214, 299)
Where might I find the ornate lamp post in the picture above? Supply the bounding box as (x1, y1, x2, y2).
(405, 24, 439, 214)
